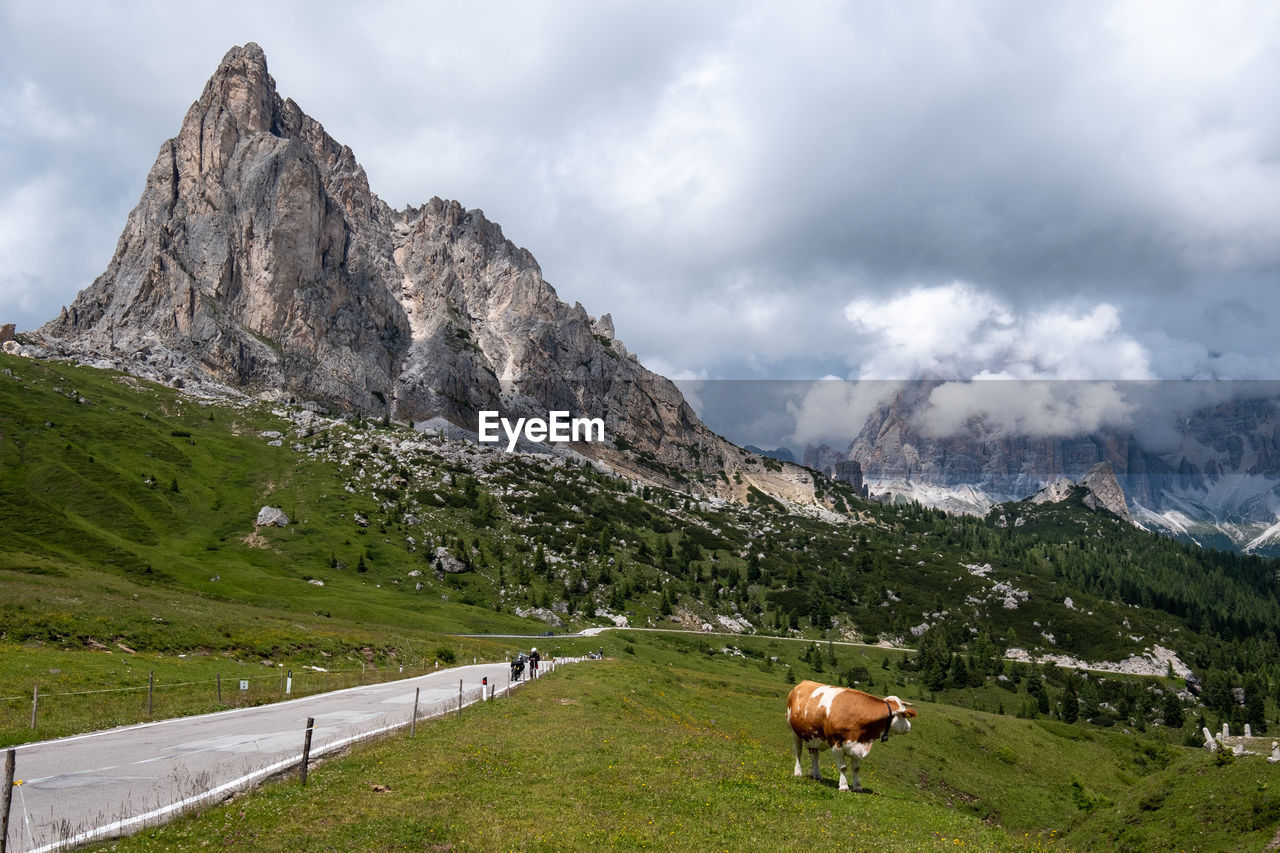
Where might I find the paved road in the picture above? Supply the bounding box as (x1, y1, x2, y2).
(3, 659, 570, 852)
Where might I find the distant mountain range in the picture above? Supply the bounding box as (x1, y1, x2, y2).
(742, 445, 795, 463)
(803, 381, 1280, 555)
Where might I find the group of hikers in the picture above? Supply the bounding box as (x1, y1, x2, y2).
(510, 646, 541, 681)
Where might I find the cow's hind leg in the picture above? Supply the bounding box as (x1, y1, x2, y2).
(832, 747, 851, 792)
(808, 747, 821, 781)
(846, 755, 862, 792)
(792, 732, 805, 777)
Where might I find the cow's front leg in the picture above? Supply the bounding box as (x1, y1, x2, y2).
(808, 747, 821, 781)
(841, 741, 872, 793)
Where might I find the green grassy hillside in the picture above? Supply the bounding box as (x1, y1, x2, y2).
(0, 353, 534, 645)
(5, 352, 1280, 848)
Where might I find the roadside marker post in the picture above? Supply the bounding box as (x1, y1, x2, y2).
(410, 687, 420, 738)
(28, 688, 36, 731)
(300, 717, 315, 786)
(1, 748, 14, 853)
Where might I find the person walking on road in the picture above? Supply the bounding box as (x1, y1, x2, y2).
(529, 647, 540, 678)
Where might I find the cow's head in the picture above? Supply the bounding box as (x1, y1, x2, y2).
(885, 695, 916, 734)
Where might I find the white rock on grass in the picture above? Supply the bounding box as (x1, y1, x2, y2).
(255, 506, 289, 527)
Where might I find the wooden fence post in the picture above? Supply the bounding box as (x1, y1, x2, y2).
(300, 717, 315, 786)
(458, 679, 463, 717)
(410, 687, 420, 738)
(29, 687, 37, 730)
(1, 748, 15, 853)
(147, 671, 154, 717)
(217, 673, 222, 703)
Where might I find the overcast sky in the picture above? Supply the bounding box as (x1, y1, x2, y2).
(4, 1, 1280, 393)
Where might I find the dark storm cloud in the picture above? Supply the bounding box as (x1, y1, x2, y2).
(3, 1, 1279, 386)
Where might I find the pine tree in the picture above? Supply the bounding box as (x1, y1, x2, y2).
(1060, 686, 1080, 724)
(1162, 690, 1185, 729)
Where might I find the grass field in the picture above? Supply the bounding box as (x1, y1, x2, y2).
(84, 635, 1279, 853)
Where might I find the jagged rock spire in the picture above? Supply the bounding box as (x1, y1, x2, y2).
(179, 42, 280, 179)
(1080, 461, 1131, 522)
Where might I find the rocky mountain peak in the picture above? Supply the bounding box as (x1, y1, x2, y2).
(1027, 461, 1132, 523)
(1080, 461, 1131, 522)
(592, 313, 615, 340)
(35, 43, 797, 496)
(191, 42, 277, 142)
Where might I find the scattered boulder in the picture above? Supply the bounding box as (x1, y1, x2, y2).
(514, 606, 565, 628)
(256, 506, 289, 527)
(432, 546, 467, 574)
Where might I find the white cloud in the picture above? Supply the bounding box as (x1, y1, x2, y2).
(843, 282, 1154, 381)
(914, 380, 1138, 439)
(0, 175, 104, 322)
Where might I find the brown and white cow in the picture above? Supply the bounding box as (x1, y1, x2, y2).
(786, 680, 916, 792)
